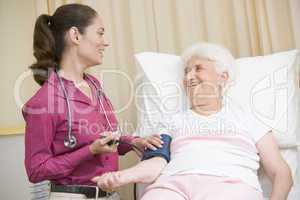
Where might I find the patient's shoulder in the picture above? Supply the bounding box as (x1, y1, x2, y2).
(225, 102, 271, 143)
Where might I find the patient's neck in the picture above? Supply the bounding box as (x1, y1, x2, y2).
(191, 98, 222, 117)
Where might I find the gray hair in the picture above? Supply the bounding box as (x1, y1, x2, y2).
(181, 42, 236, 92)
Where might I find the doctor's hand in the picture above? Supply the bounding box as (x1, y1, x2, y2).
(91, 171, 127, 192)
(89, 132, 119, 155)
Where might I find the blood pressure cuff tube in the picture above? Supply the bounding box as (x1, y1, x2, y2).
(141, 134, 172, 163)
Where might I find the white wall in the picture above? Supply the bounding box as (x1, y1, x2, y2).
(0, 135, 31, 200)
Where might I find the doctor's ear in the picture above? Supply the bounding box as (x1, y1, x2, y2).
(67, 27, 81, 45)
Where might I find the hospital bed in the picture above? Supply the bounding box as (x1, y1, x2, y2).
(134, 50, 300, 200)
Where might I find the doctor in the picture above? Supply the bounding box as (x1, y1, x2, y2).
(23, 4, 162, 200)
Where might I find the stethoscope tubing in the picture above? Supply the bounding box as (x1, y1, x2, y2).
(56, 70, 114, 148)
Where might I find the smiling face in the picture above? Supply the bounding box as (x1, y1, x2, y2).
(76, 15, 108, 66)
(183, 56, 228, 108)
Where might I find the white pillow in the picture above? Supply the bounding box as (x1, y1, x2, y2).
(228, 50, 299, 146)
(134, 50, 300, 199)
(134, 50, 299, 145)
(134, 52, 187, 136)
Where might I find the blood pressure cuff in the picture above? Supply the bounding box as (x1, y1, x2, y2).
(141, 134, 172, 163)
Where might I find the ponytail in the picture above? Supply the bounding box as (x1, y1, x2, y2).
(30, 14, 56, 86)
(29, 4, 98, 86)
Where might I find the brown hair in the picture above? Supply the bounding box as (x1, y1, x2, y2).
(30, 4, 98, 85)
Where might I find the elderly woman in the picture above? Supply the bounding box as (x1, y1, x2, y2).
(92, 43, 293, 200)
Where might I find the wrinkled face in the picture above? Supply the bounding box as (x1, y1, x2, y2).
(183, 56, 227, 108)
(77, 15, 108, 66)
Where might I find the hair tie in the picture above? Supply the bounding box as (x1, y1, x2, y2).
(47, 15, 53, 27)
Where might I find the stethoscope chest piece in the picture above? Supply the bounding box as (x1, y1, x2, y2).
(64, 134, 77, 149)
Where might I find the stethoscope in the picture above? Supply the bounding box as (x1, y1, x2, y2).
(56, 70, 115, 149)
(55, 70, 143, 155)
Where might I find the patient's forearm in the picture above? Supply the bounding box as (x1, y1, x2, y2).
(120, 157, 167, 184)
(270, 164, 293, 200)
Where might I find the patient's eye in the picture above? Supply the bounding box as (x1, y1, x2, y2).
(184, 67, 191, 74)
(195, 65, 203, 71)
